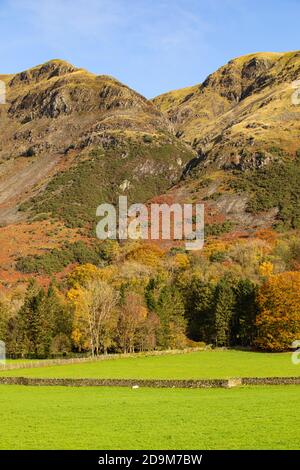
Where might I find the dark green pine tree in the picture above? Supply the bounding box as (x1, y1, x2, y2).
(16, 280, 44, 356)
(16, 280, 61, 357)
(146, 277, 186, 349)
(213, 276, 236, 347)
(0, 299, 9, 343)
(184, 277, 215, 343)
(155, 285, 186, 349)
(232, 279, 258, 347)
(145, 277, 161, 312)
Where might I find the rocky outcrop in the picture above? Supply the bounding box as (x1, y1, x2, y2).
(9, 60, 77, 87)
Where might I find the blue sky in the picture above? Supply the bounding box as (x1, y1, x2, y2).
(0, 0, 299, 97)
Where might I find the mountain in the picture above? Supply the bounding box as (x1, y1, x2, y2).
(153, 51, 300, 233)
(153, 51, 300, 168)
(0, 59, 194, 227)
(0, 59, 195, 285)
(0, 53, 300, 286)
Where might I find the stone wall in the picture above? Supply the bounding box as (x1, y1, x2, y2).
(242, 376, 300, 386)
(0, 376, 299, 388)
(0, 377, 228, 388)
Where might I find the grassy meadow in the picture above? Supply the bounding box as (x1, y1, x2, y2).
(0, 385, 299, 449)
(1, 350, 297, 379)
(1, 350, 299, 450)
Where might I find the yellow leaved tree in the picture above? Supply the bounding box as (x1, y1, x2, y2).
(68, 279, 119, 356)
(255, 271, 300, 351)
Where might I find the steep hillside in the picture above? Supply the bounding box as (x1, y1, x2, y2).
(154, 51, 300, 168)
(1, 53, 300, 286)
(153, 51, 300, 233)
(0, 60, 195, 286)
(0, 59, 194, 227)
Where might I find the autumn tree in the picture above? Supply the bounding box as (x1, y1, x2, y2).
(99, 240, 121, 263)
(173, 253, 190, 270)
(135, 311, 160, 351)
(126, 242, 164, 267)
(259, 261, 274, 279)
(255, 272, 300, 351)
(69, 280, 119, 355)
(118, 292, 147, 353)
(67, 263, 102, 288)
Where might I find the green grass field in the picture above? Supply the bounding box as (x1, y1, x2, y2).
(1, 350, 298, 379)
(1, 351, 299, 450)
(0, 385, 299, 449)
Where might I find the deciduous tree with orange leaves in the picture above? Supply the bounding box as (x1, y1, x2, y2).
(255, 272, 300, 351)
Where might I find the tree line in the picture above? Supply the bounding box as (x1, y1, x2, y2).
(1, 244, 299, 356)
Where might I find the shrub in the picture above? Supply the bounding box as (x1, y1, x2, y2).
(143, 135, 153, 143)
(231, 160, 300, 230)
(209, 250, 228, 262)
(16, 241, 103, 275)
(23, 147, 35, 157)
(205, 221, 234, 237)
